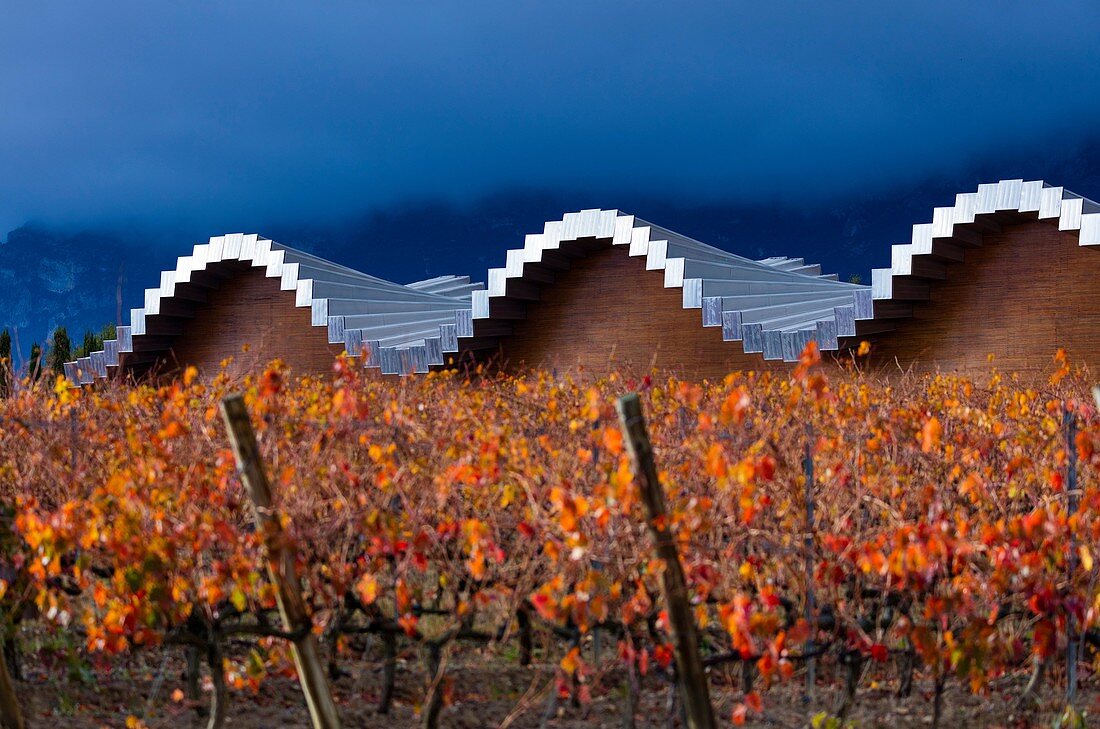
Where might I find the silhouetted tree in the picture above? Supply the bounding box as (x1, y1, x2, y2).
(27, 343, 42, 381)
(0, 330, 9, 397)
(76, 330, 99, 360)
(72, 324, 117, 360)
(48, 326, 72, 375)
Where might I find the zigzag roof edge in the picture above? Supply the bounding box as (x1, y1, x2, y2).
(467, 208, 871, 363)
(870, 179, 1100, 302)
(70, 179, 1095, 383)
(66, 234, 483, 382)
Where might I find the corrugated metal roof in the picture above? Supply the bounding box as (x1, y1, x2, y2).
(69, 179, 1098, 382)
(471, 209, 870, 362)
(870, 179, 1100, 304)
(65, 233, 482, 381)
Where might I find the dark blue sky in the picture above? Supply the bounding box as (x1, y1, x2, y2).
(4, 1, 1100, 239)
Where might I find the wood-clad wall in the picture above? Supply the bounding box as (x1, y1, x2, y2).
(135, 219, 1100, 383)
(867, 221, 1100, 376)
(491, 242, 787, 380)
(168, 267, 343, 377)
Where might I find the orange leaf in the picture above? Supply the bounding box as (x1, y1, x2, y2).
(355, 574, 379, 605)
(602, 427, 624, 456)
(93, 582, 107, 609)
(560, 646, 581, 674)
(920, 416, 942, 453)
(397, 614, 419, 637)
(395, 579, 411, 613)
(720, 387, 750, 425)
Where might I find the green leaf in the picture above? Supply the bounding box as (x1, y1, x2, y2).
(230, 587, 247, 612)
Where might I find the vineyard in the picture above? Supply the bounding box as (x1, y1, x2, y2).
(1, 346, 1100, 728)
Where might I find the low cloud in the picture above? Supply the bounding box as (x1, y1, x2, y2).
(2, 2, 1099, 235)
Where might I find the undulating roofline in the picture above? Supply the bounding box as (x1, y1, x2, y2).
(65, 212, 868, 381)
(470, 209, 871, 362)
(870, 180, 1100, 308)
(64, 234, 483, 382)
(64, 179, 1100, 382)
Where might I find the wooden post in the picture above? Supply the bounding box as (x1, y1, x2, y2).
(0, 647, 24, 729)
(221, 394, 342, 729)
(1064, 406, 1079, 705)
(616, 393, 716, 729)
(803, 424, 817, 702)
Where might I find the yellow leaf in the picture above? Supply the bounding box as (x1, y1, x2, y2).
(560, 646, 581, 674)
(1081, 545, 1094, 572)
(230, 587, 247, 612)
(356, 574, 379, 605)
(53, 374, 75, 401)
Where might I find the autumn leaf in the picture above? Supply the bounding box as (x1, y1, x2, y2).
(560, 647, 581, 674)
(355, 574, 379, 605)
(720, 387, 750, 425)
(602, 426, 624, 456)
(397, 614, 419, 637)
(93, 582, 107, 608)
(920, 416, 942, 452)
(1050, 348, 1070, 385)
(11, 337, 1096, 715)
(395, 579, 411, 613)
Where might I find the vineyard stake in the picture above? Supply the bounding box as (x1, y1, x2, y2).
(803, 424, 817, 703)
(616, 393, 717, 729)
(0, 647, 24, 729)
(1064, 406, 1079, 705)
(221, 395, 343, 729)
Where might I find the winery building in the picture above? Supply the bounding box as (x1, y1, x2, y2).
(66, 179, 1100, 383)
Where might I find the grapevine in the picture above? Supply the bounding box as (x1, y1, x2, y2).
(0, 347, 1098, 727)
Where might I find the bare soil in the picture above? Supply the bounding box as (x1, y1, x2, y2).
(15, 643, 1098, 728)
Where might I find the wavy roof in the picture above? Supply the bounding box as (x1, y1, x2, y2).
(863, 179, 1100, 337)
(67, 179, 1095, 382)
(66, 212, 868, 381)
(472, 209, 871, 362)
(64, 233, 482, 382)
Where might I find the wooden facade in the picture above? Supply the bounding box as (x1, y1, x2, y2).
(64, 180, 1100, 385)
(866, 220, 1100, 376)
(65, 233, 482, 383)
(492, 242, 786, 379)
(169, 266, 344, 377)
